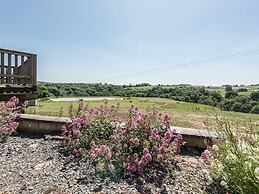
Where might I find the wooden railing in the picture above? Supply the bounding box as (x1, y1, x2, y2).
(0, 48, 37, 89)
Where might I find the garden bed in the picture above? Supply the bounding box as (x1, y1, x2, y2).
(0, 134, 223, 194)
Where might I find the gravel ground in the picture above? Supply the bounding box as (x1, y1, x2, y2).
(0, 135, 223, 194)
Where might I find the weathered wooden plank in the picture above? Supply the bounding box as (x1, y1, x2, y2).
(0, 74, 30, 78)
(0, 86, 35, 93)
(31, 55, 37, 86)
(0, 48, 35, 57)
(20, 55, 24, 85)
(0, 52, 5, 84)
(7, 54, 12, 84)
(14, 55, 18, 84)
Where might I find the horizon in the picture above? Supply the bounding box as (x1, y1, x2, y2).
(1, 0, 259, 85)
(38, 80, 259, 87)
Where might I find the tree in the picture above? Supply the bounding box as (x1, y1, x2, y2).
(250, 91, 259, 101)
(225, 91, 238, 99)
(225, 85, 233, 92)
(250, 105, 259, 114)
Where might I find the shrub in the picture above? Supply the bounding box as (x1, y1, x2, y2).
(237, 88, 248, 92)
(201, 119, 259, 194)
(250, 91, 259, 101)
(225, 91, 238, 99)
(0, 97, 26, 140)
(62, 103, 182, 174)
(250, 105, 259, 114)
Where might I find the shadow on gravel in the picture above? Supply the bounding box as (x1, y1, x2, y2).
(40, 138, 223, 194)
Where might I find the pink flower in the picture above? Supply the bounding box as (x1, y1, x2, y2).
(152, 145, 159, 152)
(90, 141, 96, 148)
(119, 155, 125, 161)
(111, 135, 116, 141)
(164, 131, 171, 139)
(106, 151, 112, 159)
(123, 144, 128, 149)
(151, 128, 158, 135)
(107, 163, 115, 172)
(143, 147, 149, 155)
(157, 154, 164, 162)
(100, 145, 107, 153)
(95, 148, 101, 155)
(134, 138, 140, 145)
(159, 146, 166, 154)
(138, 160, 145, 168)
(145, 153, 152, 162)
(89, 152, 96, 159)
(201, 150, 209, 160)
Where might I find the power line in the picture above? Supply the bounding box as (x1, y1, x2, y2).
(95, 48, 259, 82)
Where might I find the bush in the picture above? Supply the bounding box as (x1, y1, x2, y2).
(250, 91, 259, 101)
(225, 91, 238, 99)
(0, 97, 25, 141)
(237, 88, 248, 92)
(62, 103, 182, 174)
(201, 119, 259, 194)
(250, 105, 259, 114)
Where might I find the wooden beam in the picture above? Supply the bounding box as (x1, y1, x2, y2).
(0, 74, 30, 78)
(0, 52, 4, 84)
(7, 54, 12, 84)
(14, 55, 18, 84)
(0, 48, 36, 57)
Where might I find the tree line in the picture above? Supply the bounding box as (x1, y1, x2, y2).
(38, 82, 259, 114)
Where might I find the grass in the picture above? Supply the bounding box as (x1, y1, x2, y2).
(26, 97, 259, 130)
(206, 85, 259, 96)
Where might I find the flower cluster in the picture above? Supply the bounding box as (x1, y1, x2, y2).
(63, 104, 182, 174)
(201, 125, 259, 193)
(0, 96, 27, 140)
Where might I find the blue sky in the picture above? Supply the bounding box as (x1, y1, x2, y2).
(0, 0, 259, 85)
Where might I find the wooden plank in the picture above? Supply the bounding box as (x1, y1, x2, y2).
(0, 74, 30, 78)
(31, 55, 37, 86)
(0, 53, 4, 84)
(7, 54, 12, 84)
(0, 86, 35, 93)
(0, 48, 35, 57)
(20, 55, 24, 85)
(14, 55, 18, 84)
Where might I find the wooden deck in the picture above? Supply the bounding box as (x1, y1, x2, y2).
(0, 48, 37, 101)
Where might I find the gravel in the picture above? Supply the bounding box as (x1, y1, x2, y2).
(0, 135, 223, 194)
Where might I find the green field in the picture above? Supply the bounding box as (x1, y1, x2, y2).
(26, 97, 259, 130)
(132, 84, 259, 97)
(205, 85, 259, 96)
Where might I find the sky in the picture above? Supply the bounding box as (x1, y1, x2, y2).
(0, 0, 259, 86)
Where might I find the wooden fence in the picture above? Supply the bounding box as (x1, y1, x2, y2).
(0, 48, 37, 100)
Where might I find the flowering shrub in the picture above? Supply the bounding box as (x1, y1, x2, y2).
(62, 103, 182, 174)
(0, 97, 26, 140)
(201, 120, 259, 194)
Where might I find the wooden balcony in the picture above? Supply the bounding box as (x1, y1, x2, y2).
(0, 48, 38, 101)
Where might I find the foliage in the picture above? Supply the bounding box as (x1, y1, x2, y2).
(201, 119, 259, 194)
(38, 82, 259, 114)
(225, 91, 238, 99)
(62, 103, 182, 174)
(225, 85, 233, 92)
(250, 91, 259, 101)
(0, 97, 27, 140)
(250, 105, 259, 114)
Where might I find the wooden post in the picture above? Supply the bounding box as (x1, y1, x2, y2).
(0, 53, 4, 84)
(14, 55, 18, 84)
(21, 55, 24, 85)
(7, 54, 12, 84)
(32, 54, 37, 87)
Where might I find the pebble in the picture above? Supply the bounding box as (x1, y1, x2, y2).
(0, 135, 222, 194)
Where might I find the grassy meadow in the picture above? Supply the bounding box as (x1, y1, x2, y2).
(26, 97, 259, 130)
